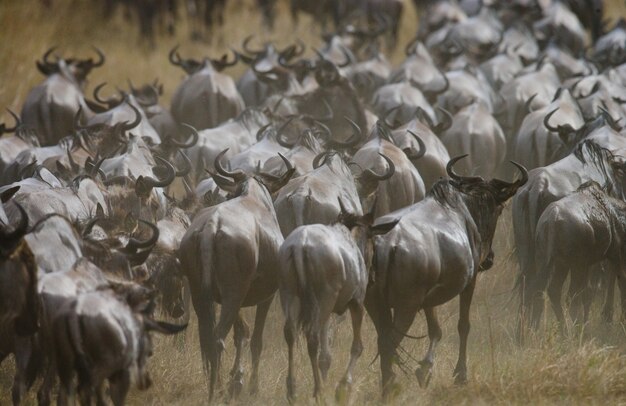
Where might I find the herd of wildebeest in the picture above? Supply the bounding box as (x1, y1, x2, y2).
(3, 0, 626, 404)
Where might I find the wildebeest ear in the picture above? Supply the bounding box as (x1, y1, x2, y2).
(0, 186, 20, 203)
(144, 318, 188, 335)
(95, 202, 105, 218)
(369, 219, 399, 236)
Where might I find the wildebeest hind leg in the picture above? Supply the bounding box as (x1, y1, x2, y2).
(453, 274, 477, 385)
(416, 307, 441, 388)
(319, 318, 332, 380)
(250, 295, 273, 394)
(229, 313, 250, 399)
(336, 299, 364, 402)
(568, 265, 591, 325)
(547, 264, 568, 327)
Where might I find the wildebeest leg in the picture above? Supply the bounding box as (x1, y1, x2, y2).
(547, 263, 568, 326)
(305, 327, 323, 401)
(453, 274, 477, 385)
(601, 263, 616, 322)
(229, 313, 250, 399)
(415, 307, 441, 388)
(365, 287, 395, 397)
(336, 299, 364, 401)
(319, 318, 332, 381)
(615, 270, 626, 322)
(11, 337, 33, 405)
(284, 317, 297, 403)
(213, 294, 247, 399)
(109, 369, 131, 406)
(568, 265, 590, 324)
(250, 295, 273, 395)
(95, 382, 107, 406)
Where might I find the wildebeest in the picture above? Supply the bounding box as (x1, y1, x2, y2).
(513, 138, 626, 332)
(169, 47, 244, 130)
(53, 282, 186, 405)
(279, 204, 397, 401)
(367, 157, 527, 395)
(535, 180, 626, 326)
(178, 150, 295, 399)
(21, 47, 105, 146)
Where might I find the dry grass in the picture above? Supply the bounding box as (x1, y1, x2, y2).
(4, 0, 626, 404)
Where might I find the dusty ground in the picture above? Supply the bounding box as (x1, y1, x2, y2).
(3, 0, 626, 404)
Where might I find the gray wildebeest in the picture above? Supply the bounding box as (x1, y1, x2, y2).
(178, 149, 295, 400)
(21, 47, 105, 146)
(534, 179, 626, 326)
(367, 156, 527, 396)
(169, 47, 244, 130)
(279, 203, 397, 402)
(0, 204, 37, 356)
(53, 283, 187, 406)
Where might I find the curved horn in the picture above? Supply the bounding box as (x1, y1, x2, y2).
(255, 122, 272, 141)
(525, 93, 538, 113)
(141, 156, 176, 189)
(446, 155, 482, 182)
(167, 123, 199, 149)
(433, 107, 453, 133)
(543, 108, 560, 133)
(404, 131, 427, 160)
(125, 220, 160, 251)
(327, 117, 362, 150)
(0, 203, 29, 244)
(93, 82, 121, 106)
(73, 106, 86, 131)
(120, 102, 142, 132)
(42, 46, 58, 65)
(90, 46, 105, 67)
(337, 46, 352, 68)
(82, 217, 100, 237)
(169, 45, 182, 66)
(175, 151, 192, 177)
(313, 152, 330, 169)
(211, 49, 239, 71)
(2, 109, 21, 133)
(381, 105, 402, 128)
(276, 117, 298, 148)
(214, 149, 247, 182)
(362, 153, 395, 181)
(405, 36, 419, 56)
(242, 35, 266, 56)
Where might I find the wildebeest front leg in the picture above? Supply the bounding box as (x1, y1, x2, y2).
(416, 307, 441, 388)
(336, 299, 364, 402)
(453, 274, 476, 385)
(250, 295, 274, 394)
(229, 313, 250, 399)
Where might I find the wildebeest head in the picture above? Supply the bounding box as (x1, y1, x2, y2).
(81, 216, 160, 280)
(442, 155, 528, 264)
(169, 46, 239, 75)
(0, 204, 39, 336)
(212, 148, 296, 197)
(36, 46, 105, 87)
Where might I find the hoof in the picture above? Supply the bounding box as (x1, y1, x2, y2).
(415, 363, 432, 388)
(335, 379, 352, 404)
(453, 369, 467, 385)
(286, 376, 296, 404)
(228, 375, 244, 399)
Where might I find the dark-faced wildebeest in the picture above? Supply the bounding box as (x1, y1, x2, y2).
(367, 156, 528, 396)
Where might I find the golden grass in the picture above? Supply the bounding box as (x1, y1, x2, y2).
(4, 0, 626, 405)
